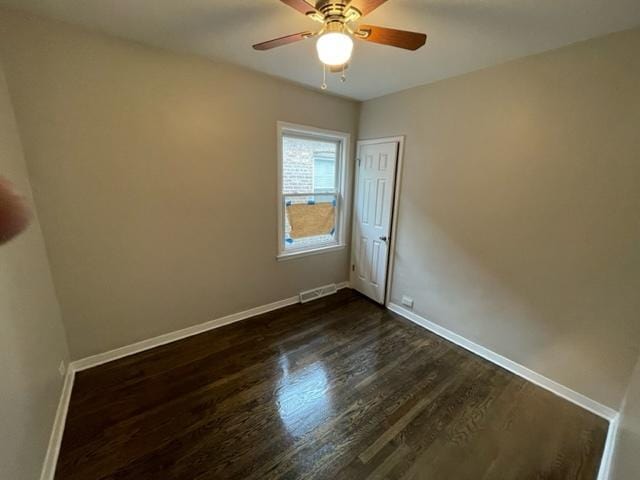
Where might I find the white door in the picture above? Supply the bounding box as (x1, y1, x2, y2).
(350, 140, 399, 303)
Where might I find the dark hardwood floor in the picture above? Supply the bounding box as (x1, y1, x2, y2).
(55, 289, 608, 480)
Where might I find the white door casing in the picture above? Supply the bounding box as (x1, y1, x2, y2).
(350, 141, 399, 303)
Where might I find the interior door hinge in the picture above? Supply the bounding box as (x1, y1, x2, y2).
(357, 158, 361, 167)
(352, 264, 356, 271)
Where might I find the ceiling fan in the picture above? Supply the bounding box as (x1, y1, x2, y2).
(253, 0, 427, 88)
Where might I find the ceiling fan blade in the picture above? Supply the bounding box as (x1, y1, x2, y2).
(346, 0, 389, 17)
(253, 32, 313, 51)
(280, 0, 320, 16)
(356, 25, 427, 51)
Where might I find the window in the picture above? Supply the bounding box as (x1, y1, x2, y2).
(277, 122, 350, 259)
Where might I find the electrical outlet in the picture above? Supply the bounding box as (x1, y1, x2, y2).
(401, 296, 414, 309)
(58, 360, 66, 378)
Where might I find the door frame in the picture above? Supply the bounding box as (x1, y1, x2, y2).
(352, 135, 405, 306)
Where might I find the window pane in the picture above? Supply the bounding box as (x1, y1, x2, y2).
(284, 194, 337, 251)
(283, 136, 338, 195)
(313, 155, 336, 193)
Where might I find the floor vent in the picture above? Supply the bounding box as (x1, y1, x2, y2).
(299, 283, 338, 304)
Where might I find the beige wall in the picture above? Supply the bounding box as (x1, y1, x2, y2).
(359, 28, 640, 409)
(612, 356, 640, 478)
(0, 9, 359, 359)
(0, 60, 69, 480)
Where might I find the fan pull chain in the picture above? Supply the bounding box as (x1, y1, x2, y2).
(321, 64, 327, 90)
(340, 63, 347, 83)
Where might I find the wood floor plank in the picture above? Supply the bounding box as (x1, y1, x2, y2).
(55, 289, 608, 480)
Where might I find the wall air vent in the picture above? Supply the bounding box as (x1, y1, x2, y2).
(299, 283, 338, 304)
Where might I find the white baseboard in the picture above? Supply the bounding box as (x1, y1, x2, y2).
(71, 297, 296, 372)
(72, 280, 350, 373)
(40, 367, 75, 480)
(597, 414, 620, 480)
(387, 303, 617, 421)
(388, 302, 620, 479)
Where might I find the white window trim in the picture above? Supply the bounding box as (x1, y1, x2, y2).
(276, 121, 351, 261)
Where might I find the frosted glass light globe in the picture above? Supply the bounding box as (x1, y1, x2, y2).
(316, 32, 354, 66)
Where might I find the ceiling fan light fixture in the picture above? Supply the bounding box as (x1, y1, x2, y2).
(316, 32, 353, 66)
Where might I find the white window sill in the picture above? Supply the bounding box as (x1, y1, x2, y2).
(277, 243, 347, 262)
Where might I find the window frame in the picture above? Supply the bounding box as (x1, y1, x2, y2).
(276, 121, 350, 261)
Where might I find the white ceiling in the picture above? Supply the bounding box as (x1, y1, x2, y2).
(2, 0, 639, 100)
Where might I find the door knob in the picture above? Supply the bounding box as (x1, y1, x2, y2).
(379, 236, 388, 242)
